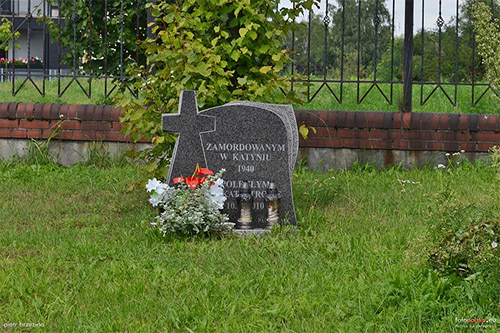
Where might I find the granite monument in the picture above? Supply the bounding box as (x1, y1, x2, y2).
(162, 90, 298, 227)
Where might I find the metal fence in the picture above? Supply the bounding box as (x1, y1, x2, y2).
(0, 0, 497, 112)
(288, 0, 499, 111)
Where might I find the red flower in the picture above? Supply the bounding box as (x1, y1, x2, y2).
(173, 164, 214, 190)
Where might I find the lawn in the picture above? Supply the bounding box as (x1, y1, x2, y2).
(0, 160, 499, 331)
(1, 78, 499, 114)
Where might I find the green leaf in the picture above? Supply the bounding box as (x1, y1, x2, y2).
(259, 66, 272, 74)
(230, 51, 240, 61)
(299, 124, 309, 140)
(239, 27, 248, 38)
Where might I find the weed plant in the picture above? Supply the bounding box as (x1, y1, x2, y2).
(0, 160, 499, 331)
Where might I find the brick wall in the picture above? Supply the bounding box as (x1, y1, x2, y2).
(1, 103, 499, 154)
(296, 110, 500, 153)
(0, 103, 149, 143)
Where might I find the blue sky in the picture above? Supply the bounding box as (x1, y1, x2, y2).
(279, 0, 462, 35)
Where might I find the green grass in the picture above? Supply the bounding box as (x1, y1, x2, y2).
(0, 160, 499, 331)
(297, 81, 500, 114)
(0, 78, 115, 105)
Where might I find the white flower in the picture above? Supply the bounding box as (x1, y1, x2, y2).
(146, 178, 170, 195)
(460, 150, 465, 153)
(208, 178, 226, 210)
(149, 194, 160, 207)
(437, 164, 446, 169)
(492, 241, 498, 248)
(445, 153, 451, 157)
(146, 178, 161, 192)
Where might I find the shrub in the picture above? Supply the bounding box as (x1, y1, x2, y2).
(117, 0, 317, 179)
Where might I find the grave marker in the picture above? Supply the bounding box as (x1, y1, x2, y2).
(162, 91, 298, 227)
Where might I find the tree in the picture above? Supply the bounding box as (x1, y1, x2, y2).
(44, 0, 148, 76)
(472, 1, 500, 91)
(117, 0, 317, 178)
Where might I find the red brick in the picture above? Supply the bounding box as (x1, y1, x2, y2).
(354, 112, 366, 128)
(42, 130, 53, 139)
(478, 114, 489, 130)
(370, 129, 389, 139)
(392, 140, 409, 150)
(371, 112, 385, 128)
(402, 113, 411, 129)
(33, 103, 43, 119)
(11, 129, 26, 138)
(365, 112, 377, 128)
(60, 131, 73, 140)
(487, 114, 498, 131)
(318, 111, 328, 124)
(440, 114, 450, 130)
(360, 140, 375, 149)
(73, 131, 90, 141)
(404, 130, 436, 140)
(25, 103, 35, 119)
(374, 140, 392, 149)
(471, 132, 500, 142)
(0, 119, 18, 128)
(460, 142, 476, 151)
(388, 130, 403, 140)
(60, 121, 80, 130)
(20, 119, 50, 129)
(0, 128, 10, 137)
(449, 114, 459, 130)
(81, 121, 111, 131)
(410, 113, 422, 129)
(443, 142, 460, 151)
(298, 137, 307, 147)
(103, 132, 120, 141)
(112, 122, 123, 132)
(420, 113, 434, 129)
(326, 138, 342, 148)
(94, 106, 104, 121)
(326, 111, 337, 126)
(27, 129, 42, 138)
(69, 104, 78, 119)
(42, 103, 52, 120)
(59, 104, 70, 119)
(438, 131, 471, 141)
(426, 141, 443, 151)
(392, 113, 403, 128)
(345, 112, 356, 128)
(458, 114, 470, 131)
(409, 141, 426, 150)
(478, 143, 496, 152)
(314, 127, 336, 138)
(7, 103, 17, 119)
(337, 129, 369, 139)
(336, 111, 347, 127)
(111, 107, 122, 121)
(343, 139, 360, 148)
(50, 104, 62, 120)
(16, 103, 26, 118)
(0, 103, 8, 118)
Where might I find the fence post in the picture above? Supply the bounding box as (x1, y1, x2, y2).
(403, 0, 414, 112)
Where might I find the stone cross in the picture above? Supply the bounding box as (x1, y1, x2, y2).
(162, 90, 216, 184)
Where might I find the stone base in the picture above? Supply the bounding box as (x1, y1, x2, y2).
(232, 228, 270, 236)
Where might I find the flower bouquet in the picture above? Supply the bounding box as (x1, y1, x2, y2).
(146, 165, 229, 236)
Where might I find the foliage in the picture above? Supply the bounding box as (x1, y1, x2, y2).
(23, 119, 65, 165)
(146, 168, 229, 237)
(472, 1, 500, 94)
(44, 0, 147, 75)
(117, 0, 317, 179)
(0, 18, 20, 52)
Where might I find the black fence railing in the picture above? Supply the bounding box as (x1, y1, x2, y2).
(0, 0, 497, 112)
(287, 0, 499, 111)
